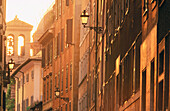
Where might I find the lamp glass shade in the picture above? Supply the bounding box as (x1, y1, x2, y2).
(9, 64, 14, 70)
(80, 10, 89, 25)
(8, 59, 15, 70)
(55, 91, 60, 97)
(81, 15, 88, 25)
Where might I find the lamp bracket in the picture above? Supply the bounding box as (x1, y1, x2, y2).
(57, 96, 69, 102)
(84, 25, 103, 33)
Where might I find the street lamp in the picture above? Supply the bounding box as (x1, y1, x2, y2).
(3, 58, 15, 85)
(80, 10, 103, 33)
(55, 87, 69, 102)
(80, 10, 89, 27)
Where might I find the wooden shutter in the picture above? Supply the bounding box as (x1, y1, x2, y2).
(0, 35, 2, 62)
(61, 29, 64, 52)
(66, 19, 73, 44)
(66, 0, 69, 6)
(42, 48, 45, 68)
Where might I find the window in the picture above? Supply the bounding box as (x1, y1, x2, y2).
(62, 0, 65, 14)
(22, 100, 25, 111)
(23, 75, 25, 84)
(66, 0, 69, 6)
(61, 69, 64, 91)
(18, 81, 20, 89)
(58, 71, 60, 89)
(46, 82, 49, 101)
(61, 29, 64, 52)
(26, 98, 29, 110)
(31, 70, 34, 79)
(142, 69, 146, 111)
(159, 50, 164, 75)
(49, 41, 53, 63)
(42, 48, 46, 67)
(57, 33, 60, 56)
(70, 63, 72, 87)
(26, 73, 29, 82)
(18, 35, 25, 56)
(150, 60, 154, 110)
(50, 77, 52, 99)
(7, 35, 14, 56)
(31, 96, 34, 105)
(47, 44, 50, 65)
(0, 35, 2, 62)
(65, 103, 68, 111)
(17, 104, 20, 111)
(61, 106, 63, 111)
(158, 81, 163, 111)
(55, 73, 57, 88)
(69, 102, 71, 111)
(66, 64, 68, 88)
(66, 19, 73, 44)
(44, 83, 46, 102)
(55, 37, 57, 58)
(58, 0, 61, 16)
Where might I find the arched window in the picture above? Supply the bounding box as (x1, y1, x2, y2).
(7, 35, 14, 56)
(18, 35, 25, 56)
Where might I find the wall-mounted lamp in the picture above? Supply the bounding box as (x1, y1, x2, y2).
(3, 58, 15, 86)
(80, 10, 103, 33)
(55, 87, 69, 102)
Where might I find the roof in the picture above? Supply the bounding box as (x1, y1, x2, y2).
(11, 57, 41, 78)
(7, 16, 33, 29)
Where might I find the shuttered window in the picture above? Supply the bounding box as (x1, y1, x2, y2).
(66, 19, 73, 44)
(42, 48, 45, 67)
(66, 0, 69, 6)
(0, 35, 2, 62)
(57, 33, 60, 56)
(66, 64, 68, 88)
(61, 29, 64, 52)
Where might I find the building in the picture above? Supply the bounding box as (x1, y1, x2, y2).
(38, 3, 55, 111)
(52, 0, 80, 110)
(0, 0, 7, 110)
(5, 16, 33, 65)
(102, 0, 170, 111)
(140, 0, 170, 110)
(11, 57, 42, 111)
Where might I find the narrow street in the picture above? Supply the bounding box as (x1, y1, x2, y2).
(0, 0, 170, 111)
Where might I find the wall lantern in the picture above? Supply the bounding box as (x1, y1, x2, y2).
(55, 87, 69, 102)
(80, 10, 103, 33)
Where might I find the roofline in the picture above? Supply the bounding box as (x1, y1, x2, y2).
(11, 58, 41, 78)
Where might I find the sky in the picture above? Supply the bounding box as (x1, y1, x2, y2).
(6, 0, 55, 35)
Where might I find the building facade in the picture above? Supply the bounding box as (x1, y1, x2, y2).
(0, 0, 6, 110)
(52, 0, 79, 110)
(11, 57, 42, 111)
(38, 4, 55, 111)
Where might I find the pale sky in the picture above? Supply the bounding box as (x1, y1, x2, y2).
(6, 0, 55, 35)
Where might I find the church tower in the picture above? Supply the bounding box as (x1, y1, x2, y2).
(5, 16, 33, 65)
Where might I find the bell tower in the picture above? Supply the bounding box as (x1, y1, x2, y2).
(5, 16, 33, 65)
